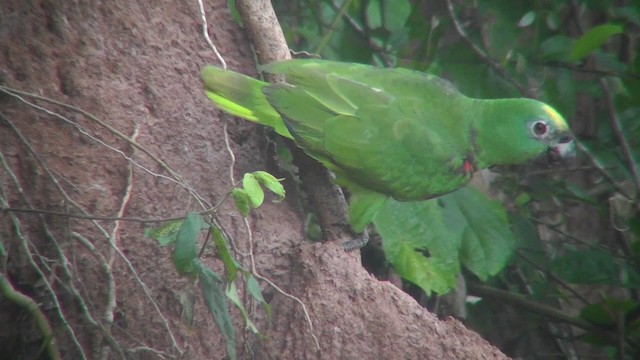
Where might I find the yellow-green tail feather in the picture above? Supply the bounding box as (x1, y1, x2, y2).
(201, 65, 293, 139)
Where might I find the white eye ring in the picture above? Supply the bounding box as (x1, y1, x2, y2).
(531, 120, 549, 138)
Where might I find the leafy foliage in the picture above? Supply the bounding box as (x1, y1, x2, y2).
(273, 0, 640, 358)
(145, 171, 284, 360)
(375, 187, 515, 294)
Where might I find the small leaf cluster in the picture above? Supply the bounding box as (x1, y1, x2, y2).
(232, 171, 285, 216)
(144, 171, 284, 359)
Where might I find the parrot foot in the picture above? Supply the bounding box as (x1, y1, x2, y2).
(342, 231, 369, 252)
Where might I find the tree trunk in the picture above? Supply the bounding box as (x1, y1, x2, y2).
(0, 0, 508, 359)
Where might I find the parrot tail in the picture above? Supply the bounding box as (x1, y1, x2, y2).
(201, 65, 292, 139)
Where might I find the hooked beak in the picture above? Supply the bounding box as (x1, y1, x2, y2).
(546, 134, 574, 165)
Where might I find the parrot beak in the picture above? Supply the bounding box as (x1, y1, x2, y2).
(546, 134, 574, 165)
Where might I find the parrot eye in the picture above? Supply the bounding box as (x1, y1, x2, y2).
(531, 121, 548, 138)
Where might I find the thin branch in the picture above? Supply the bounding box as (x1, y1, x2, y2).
(515, 250, 590, 305)
(567, 0, 639, 206)
(1, 111, 184, 355)
(329, 0, 394, 67)
(1, 207, 187, 223)
(2, 133, 124, 358)
(599, 78, 640, 203)
(529, 217, 628, 259)
(207, 0, 322, 351)
(0, 153, 89, 360)
(72, 233, 126, 360)
(244, 217, 321, 351)
(315, 0, 353, 55)
(468, 283, 602, 334)
(0, 274, 62, 360)
(445, 0, 532, 97)
(223, 122, 237, 185)
(574, 141, 634, 201)
(109, 125, 139, 266)
(0, 87, 210, 210)
(196, 0, 227, 69)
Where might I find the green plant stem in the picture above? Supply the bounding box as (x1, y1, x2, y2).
(0, 274, 62, 360)
(315, 0, 353, 55)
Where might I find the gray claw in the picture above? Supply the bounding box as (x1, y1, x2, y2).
(342, 231, 369, 251)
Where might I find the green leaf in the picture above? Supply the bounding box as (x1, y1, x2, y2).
(231, 188, 251, 217)
(569, 23, 624, 61)
(246, 275, 265, 303)
(242, 173, 264, 208)
(379, 0, 412, 31)
(246, 275, 271, 319)
(172, 213, 201, 276)
(391, 241, 459, 295)
(366, 0, 383, 30)
(226, 281, 259, 334)
(211, 225, 240, 282)
(375, 187, 515, 294)
(518, 11, 536, 28)
(546, 12, 560, 30)
(196, 263, 236, 360)
(145, 219, 184, 246)
(540, 35, 573, 61)
(452, 188, 515, 279)
(253, 171, 285, 201)
(375, 198, 461, 295)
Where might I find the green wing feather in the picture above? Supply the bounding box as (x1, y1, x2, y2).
(261, 60, 475, 201)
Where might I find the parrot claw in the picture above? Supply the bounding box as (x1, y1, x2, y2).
(342, 231, 369, 251)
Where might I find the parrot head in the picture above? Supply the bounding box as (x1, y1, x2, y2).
(536, 104, 574, 165)
(474, 98, 574, 168)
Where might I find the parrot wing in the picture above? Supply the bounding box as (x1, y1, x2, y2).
(261, 60, 474, 202)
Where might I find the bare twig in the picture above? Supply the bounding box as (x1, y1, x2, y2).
(515, 250, 590, 305)
(72, 233, 125, 360)
(196, 0, 227, 69)
(0, 150, 89, 360)
(0, 274, 62, 360)
(445, 0, 532, 97)
(567, 0, 639, 207)
(110, 125, 139, 265)
(0, 87, 210, 210)
(1, 110, 184, 355)
(223, 122, 237, 185)
(316, 0, 353, 56)
(329, 0, 394, 67)
(469, 283, 602, 333)
(202, 3, 322, 350)
(599, 78, 640, 203)
(243, 220, 321, 351)
(573, 141, 634, 201)
(1, 206, 187, 222)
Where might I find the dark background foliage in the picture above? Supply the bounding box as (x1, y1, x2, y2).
(272, 0, 640, 358)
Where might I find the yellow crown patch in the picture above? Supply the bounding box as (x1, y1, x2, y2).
(542, 104, 568, 130)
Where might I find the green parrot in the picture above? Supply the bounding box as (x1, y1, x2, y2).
(201, 60, 573, 233)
